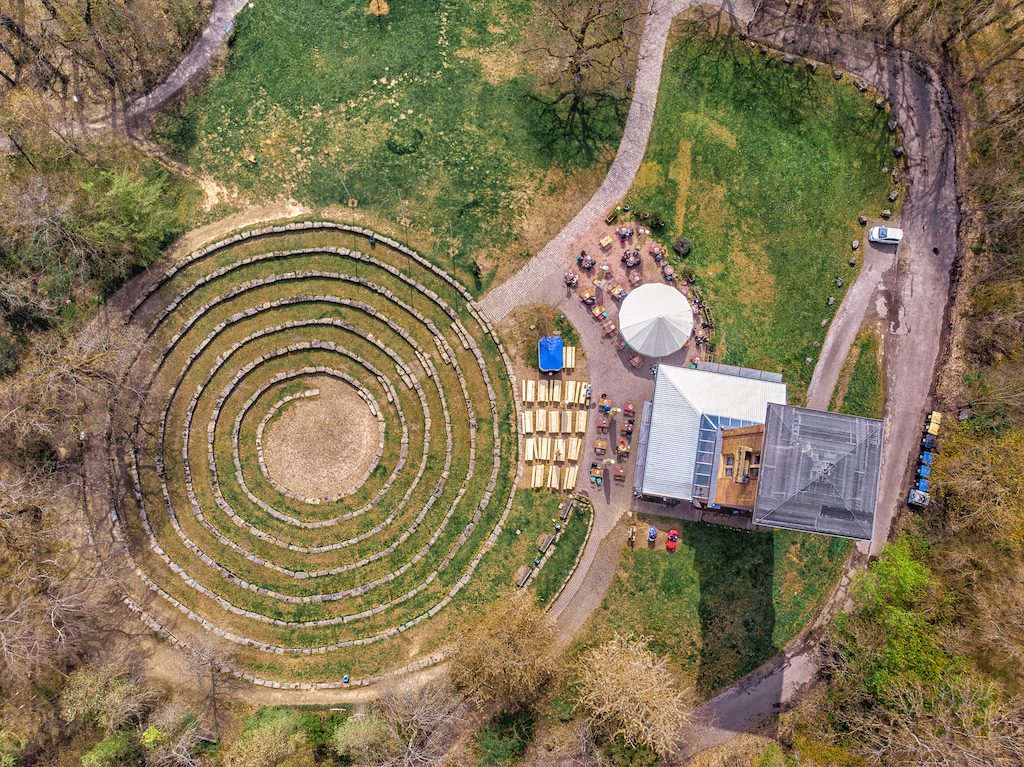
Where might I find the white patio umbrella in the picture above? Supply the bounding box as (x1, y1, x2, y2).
(618, 283, 694, 357)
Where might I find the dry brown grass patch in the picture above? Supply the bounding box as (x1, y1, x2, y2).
(262, 375, 382, 499)
(668, 138, 693, 232)
(455, 47, 522, 84)
(732, 240, 776, 308)
(366, 0, 389, 15)
(690, 182, 727, 238)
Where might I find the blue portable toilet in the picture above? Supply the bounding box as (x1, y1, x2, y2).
(538, 336, 564, 373)
(916, 477, 930, 492)
(920, 451, 934, 466)
(917, 465, 932, 479)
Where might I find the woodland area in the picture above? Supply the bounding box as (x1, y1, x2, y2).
(1, 0, 1024, 765)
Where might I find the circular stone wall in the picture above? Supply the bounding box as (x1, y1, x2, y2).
(95, 222, 520, 689)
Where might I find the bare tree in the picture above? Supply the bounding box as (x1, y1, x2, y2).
(334, 680, 466, 767)
(0, 321, 144, 451)
(0, 511, 115, 691)
(932, 427, 1024, 549)
(178, 633, 236, 733)
(59, 656, 158, 733)
(143, 702, 206, 767)
(1, 0, 211, 121)
(448, 595, 559, 711)
(577, 634, 693, 758)
(833, 675, 1024, 767)
(527, 0, 647, 162)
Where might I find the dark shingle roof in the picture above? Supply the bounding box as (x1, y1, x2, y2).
(753, 404, 883, 540)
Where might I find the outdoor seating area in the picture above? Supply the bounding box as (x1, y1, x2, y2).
(520, 378, 593, 491)
(562, 218, 717, 368)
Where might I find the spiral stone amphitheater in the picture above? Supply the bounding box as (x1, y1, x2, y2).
(94, 221, 521, 689)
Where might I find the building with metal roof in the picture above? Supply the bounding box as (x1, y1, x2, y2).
(634, 364, 787, 502)
(753, 404, 883, 540)
(634, 366, 884, 542)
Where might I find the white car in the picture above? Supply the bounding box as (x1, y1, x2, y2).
(868, 226, 903, 245)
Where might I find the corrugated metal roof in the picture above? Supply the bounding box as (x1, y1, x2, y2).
(754, 404, 883, 540)
(641, 365, 787, 500)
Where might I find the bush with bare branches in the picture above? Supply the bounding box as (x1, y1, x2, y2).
(448, 596, 559, 712)
(576, 634, 693, 758)
(333, 680, 465, 767)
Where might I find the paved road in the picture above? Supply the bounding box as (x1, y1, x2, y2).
(481, 2, 959, 761)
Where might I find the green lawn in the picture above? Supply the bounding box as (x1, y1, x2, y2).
(155, 0, 621, 292)
(584, 519, 850, 696)
(626, 31, 894, 399)
(532, 498, 592, 606)
(831, 326, 885, 418)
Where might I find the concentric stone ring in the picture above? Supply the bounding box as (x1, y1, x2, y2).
(95, 222, 520, 689)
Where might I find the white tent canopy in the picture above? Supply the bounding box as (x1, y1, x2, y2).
(618, 283, 694, 357)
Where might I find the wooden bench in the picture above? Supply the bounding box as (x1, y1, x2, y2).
(537, 534, 555, 554)
(515, 565, 532, 588)
(560, 500, 575, 521)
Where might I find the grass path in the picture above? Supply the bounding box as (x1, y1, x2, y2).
(830, 323, 885, 418)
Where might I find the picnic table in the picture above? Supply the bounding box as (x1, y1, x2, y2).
(597, 414, 610, 433)
(614, 336, 627, 351)
(599, 235, 614, 249)
(591, 304, 607, 320)
(598, 396, 613, 412)
(621, 418, 634, 437)
(601, 320, 617, 337)
(579, 288, 596, 305)
(629, 355, 643, 369)
(623, 401, 636, 418)
(590, 464, 604, 485)
(662, 264, 676, 281)
(564, 271, 579, 286)
(628, 271, 643, 287)
(613, 465, 627, 483)
(617, 437, 630, 456)
(610, 284, 627, 300)
(594, 438, 608, 455)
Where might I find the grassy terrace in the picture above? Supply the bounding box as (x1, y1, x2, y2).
(156, 0, 621, 291)
(108, 226, 552, 681)
(627, 31, 895, 399)
(532, 496, 592, 606)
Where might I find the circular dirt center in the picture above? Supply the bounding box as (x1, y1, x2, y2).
(262, 376, 381, 500)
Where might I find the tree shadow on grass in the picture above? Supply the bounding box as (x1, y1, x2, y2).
(689, 522, 777, 697)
